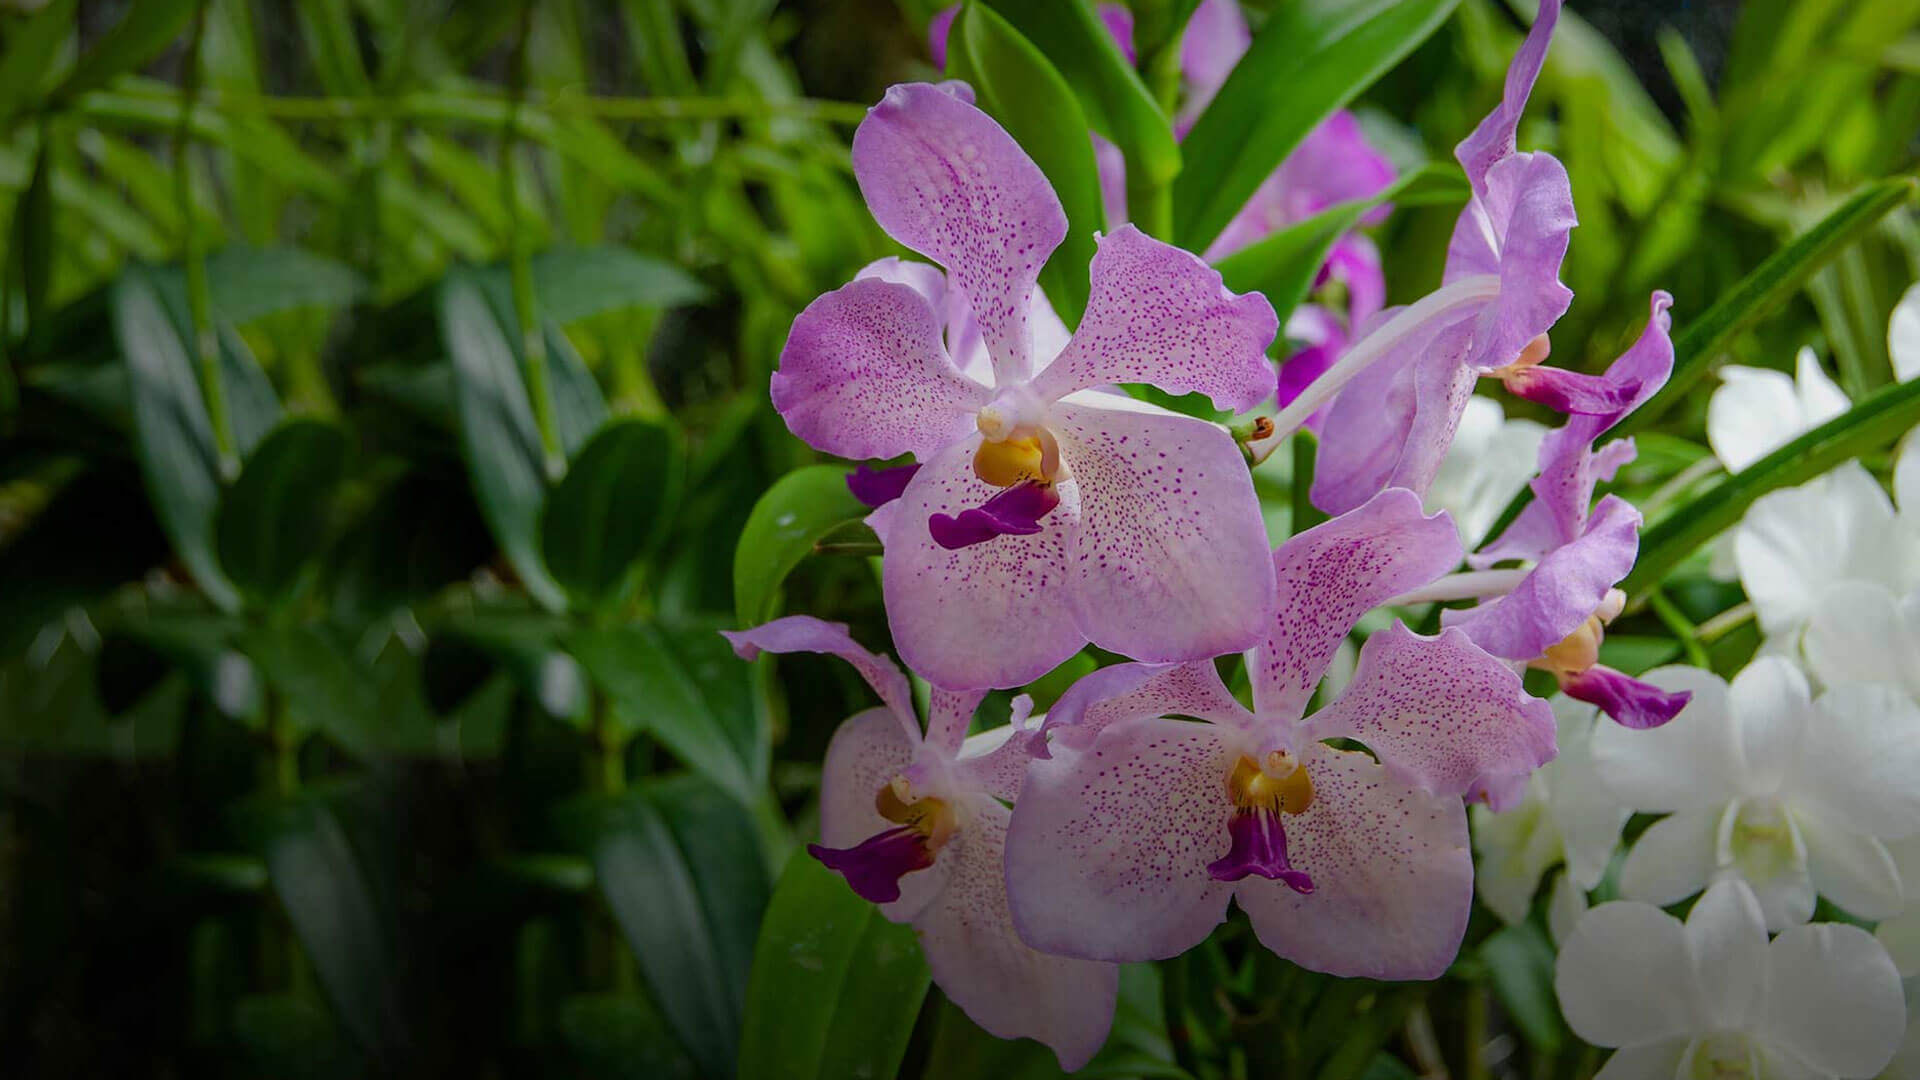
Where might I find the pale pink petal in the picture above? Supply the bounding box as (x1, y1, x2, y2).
(1051, 399, 1277, 665)
(1447, 152, 1576, 375)
(853, 83, 1067, 384)
(1445, 496, 1641, 662)
(1003, 716, 1239, 961)
(1236, 745, 1473, 980)
(1307, 622, 1556, 801)
(880, 438, 1086, 690)
(928, 6, 957, 67)
(1179, 0, 1250, 115)
(917, 794, 1119, 1071)
(722, 616, 917, 739)
(1097, 2, 1135, 61)
(817, 706, 951, 921)
(952, 708, 1039, 802)
(1030, 227, 1279, 411)
(772, 277, 989, 461)
(925, 687, 987, 756)
(1253, 488, 1463, 720)
(1039, 660, 1251, 756)
(1453, 0, 1561, 202)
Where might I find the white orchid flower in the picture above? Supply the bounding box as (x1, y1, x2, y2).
(1425, 395, 1548, 549)
(1708, 346, 1849, 473)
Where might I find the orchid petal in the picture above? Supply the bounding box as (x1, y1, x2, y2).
(927, 6, 957, 67)
(817, 707, 951, 921)
(1097, 2, 1135, 61)
(773, 277, 989, 461)
(929, 480, 1062, 549)
(1310, 311, 1474, 515)
(1038, 660, 1249, 757)
(1796, 807, 1902, 921)
(847, 462, 922, 508)
(1178, 0, 1250, 116)
(1447, 496, 1641, 661)
(1547, 699, 1630, 890)
(1499, 363, 1641, 415)
(1003, 716, 1238, 962)
(917, 795, 1120, 1072)
(1803, 582, 1920, 701)
(880, 437, 1086, 690)
(1590, 666, 1745, 811)
(1708, 365, 1803, 473)
(853, 83, 1067, 384)
(1686, 880, 1770, 1032)
(1471, 791, 1558, 925)
(1253, 488, 1463, 720)
(1562, 665, 1690, 731)
(1734, 462, 1901, 635)
(1052, 399, 1277, 665)
(925, 687, 987, 756)
(1762, 922, 1907, 1078)
(1236, 746, 1472, 980)
(1427, 396, 1548, 549)
(1030, 227, 1279, 411)
(1553, 899, 1698, 1048)
(1617, 807, 1717, 907)
(1276, 306, 1346, 433)
(722, 616, 917, 739)
(1449, 152, 1576, 375)
(1453, 0, 1561, 203)
(953, 715, 1038, 802)
(1205, 112, 1396, 261)
(1791, 683, 1920, 838)
(1308, 623, 1555, 801)
(1892, 282, 1920, 382)
(1875, 837, 1920, 976)
(1591, 1040, 1690, 1080)
(1324, 233, 1388, 322)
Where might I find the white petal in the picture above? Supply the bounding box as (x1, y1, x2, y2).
(1682, 879, 1769, 1032)
(1793, 346, 1850, 427)
(1727, 657, 1814, 792)
(1734, 464, 1901, 636)
(1592, 667, 1744, 812)
(1719, 799, 1817, 931)
(1472, 791, 1559, 925)
(1791, 684, 1920, 839)
(1898, 431, 1920, 521)
(1620, 808, 1718, 906)
(1797, 807, 1903, 921)
(1593, 1040, 1689, 1080)
(1802, 582, 1920, 700)
(1874, 837, 1920, 977)
(1549, 699, 1630, 889)
(1547, 871, 1589, 948)
(1708, 365, 1803, 473)
(1762, 922, 1906, 1078)
(1890, 281, 1920, 383)
(1555, 900, 1700, 1048)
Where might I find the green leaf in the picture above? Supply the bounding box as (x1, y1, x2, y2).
(1173, 0, 1460, 253)
(1618, 176, 1918, 436)
(231, 994, 361, 1079)
(556, 993, 699, 1080)
(947, 2, 1103, 325)
(560, 777, 769, 1079)
(233, 792, 405, 1056)
(541, 419, 683, 609)
(0, 464, 168, 656)
(438, 268, 567, 610)
(0, 0, 79, 117)
(1215, 164, 1467, 316)
(736, 853, 931, 1080)
(215, 419, 349, 607)
(568, 621, 763, 805)
(243, 626, 381, 759)
(55, 0, 198, 101)
(531, 247, 711, 323)
(204, 247, 367, 323)
(327, 464, 493, 625)
(1480, 923, 1565, 1052)
(732, 465, 869, 626)
(1623, 378, 1920, 595)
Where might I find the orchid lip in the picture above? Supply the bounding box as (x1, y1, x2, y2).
(929, 479, 1061, 549)
(1208, 754, 1315, 892)
(808, 827, 937, 904)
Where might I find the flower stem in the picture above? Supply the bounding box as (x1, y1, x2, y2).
(1388, 568, 1529, 607)
(1648, 588, 1710, 667)
(1245, 274, 1501, 465)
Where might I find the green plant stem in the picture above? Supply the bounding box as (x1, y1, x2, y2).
(503, 2, 562, 479)
(1462, 985, 1489, 1080)
(269, 693, 300, 795)
(1126, 168, 1173, 240)
(71, 86, 871, 126)
(174, 1, 234, 476)
(1648, 589, 1711, 667)
(1697, 601, 1755, 643)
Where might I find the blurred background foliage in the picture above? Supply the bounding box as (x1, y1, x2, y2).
(0, 0, 1914, 1076)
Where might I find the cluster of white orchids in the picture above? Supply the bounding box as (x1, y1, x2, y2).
(726, 0, 1920, 1073)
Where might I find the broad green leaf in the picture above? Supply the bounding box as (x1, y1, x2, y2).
(947, 2, 1103, 325)
(1173, 0, 1460, 253)
(736, 853, 931, 1080)
(1619, 176, 1918, 436)
(541, 419, 682, 609)
(1623, 378, 1920, 594)
(204, 247, 367, 323)
(243, 626, 381, 758)
(556, 993, 699, 1080)
(568, 621, 762, 805)
(531, 247, 711, 323)
(560, 777, 769, 1079)
(732, 464, 868, 626)
(0, 0, 79, 117)
(55, 0, 198, 101)
(215, 419, 349, 607)
(1481, 923, 1565, 1052)
(233, 792, 405, 1056)
(1216, 164, 1467, 317)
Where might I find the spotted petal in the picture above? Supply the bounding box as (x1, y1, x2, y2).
(1446, 496, 1641, 662)
(817, 706, 950, 921)
(722, 616, 917, 738)
(1038, 660, 1250, 756)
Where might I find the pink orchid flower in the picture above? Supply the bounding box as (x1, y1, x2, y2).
(722, 616, 1117, 1070)
(773, 82, 1280, 691)
(1003, 489, 1556, 979)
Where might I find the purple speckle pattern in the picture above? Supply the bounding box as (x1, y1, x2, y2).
(1043, 660, 1251, 756)
(882, 437, 1087, 691)
(773, 277, 988, 461)
(721, 616, 918, 738)
(1254, 489, 1462, 720)
(853, 82, 1068, 383)
(1052, 400, 1276, 665)
(1030, 226, 1279, 412)
(1307, 623, 1558, 800)
(925, 686, 988, 756)
(1003, 716, 1238, 962)
(1234, 746, 1473, 980)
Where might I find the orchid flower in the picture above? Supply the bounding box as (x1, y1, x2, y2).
(1590, 657, 1920, 931)
(1895, 281, 1920, 382)
(1708, 346, 1850, 473)
(1554, 879, 1906, 1080)
(774, 82, 1280, 690)
(1471, 696, 1626, 934)
(721, 616, 1117, 1070)
(1424, 395, 1547, 549)
(1876, 837, 1920, 977)
(1001, 489, 1555, 979)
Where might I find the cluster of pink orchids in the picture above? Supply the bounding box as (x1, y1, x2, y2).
(726, 0, 1690, 1067)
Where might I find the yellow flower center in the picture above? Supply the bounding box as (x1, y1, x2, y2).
(875, 775, 957, 850)
(972, 435, 1047, 487)
(1226, 752, 1314, 816)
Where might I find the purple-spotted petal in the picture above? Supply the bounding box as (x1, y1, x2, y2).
(917, 795, 1119, 1072)
(1030, 227, 1279, 411)
(1004, 716, 1238, 961)
(847, 462, 922, 508)
(1562, 665, 1690, 730)
(1235, 745, 1473, 980)
(880, 437, 1086, 690)
(1306, 623, 1557, 800)
(818, 707, 951, 921)
(722, 617, 918, 738)
(952, 707, 1040, 801)
(1449, 152, 1576, 374)
(773, 277, 988, 461)
(1453, 0, 1561, 201)
(1253, 488, 1463, 720)
(929, 480, 1061, 549)
(925, 687, 988, 756)
(1052, 399, 1277, 665)
(853, 83, 1067, 384)
(1447, 496, 1641, 661)
(1037, 660, 1251, 757)
(1311, 312, 1478, 515)
(1209, 809, 1315, 892)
